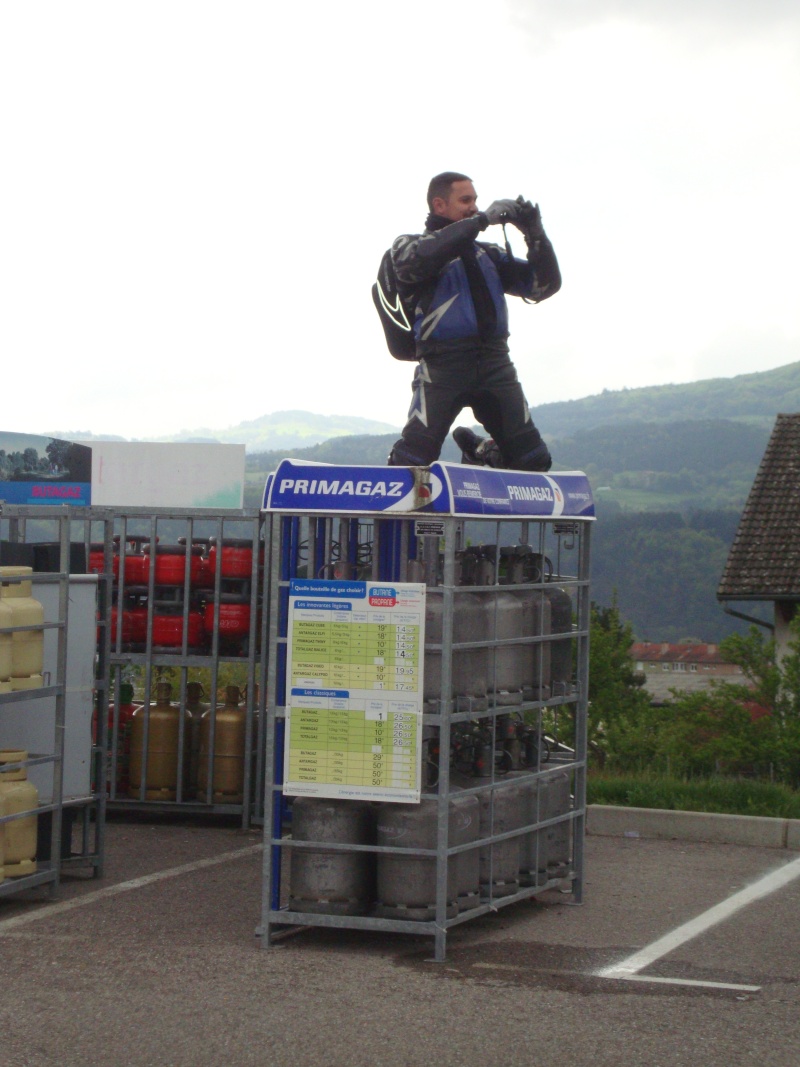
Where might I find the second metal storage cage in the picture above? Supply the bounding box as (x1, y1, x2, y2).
(95, 507, 268, 826)
(258, 460, 593, 961)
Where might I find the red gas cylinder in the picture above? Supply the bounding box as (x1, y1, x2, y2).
(120, 536, 151, 586)
(151, 544, 204, 587)
(204, 594, 251, 638)
(109, 588, 149, 646)
(178, 538, 214, 589)
(208, 538, 254, 580)
(151, 608, 206, 648)
(110, 606, 132, 645)
(109, 607, 148, 646)
(89, 543, 120, 581)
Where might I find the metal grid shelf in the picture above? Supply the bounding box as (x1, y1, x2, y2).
(1, 507, 74, 899)
(97, 507, 269, 824)
(0, 861, 60, 898)
(257, 462, 593, 961)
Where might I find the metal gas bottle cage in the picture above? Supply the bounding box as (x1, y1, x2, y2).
(0, 504, 113, 892)
(2, 505, 271, 841)
(95, 507, 268, 825)
(257, 461, 593, 962)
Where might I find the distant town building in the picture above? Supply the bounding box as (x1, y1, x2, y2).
(631, 642, 745, 702)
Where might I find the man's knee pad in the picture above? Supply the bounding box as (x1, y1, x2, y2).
(388, 441, 430, 466)
(516, 439, 552, 472)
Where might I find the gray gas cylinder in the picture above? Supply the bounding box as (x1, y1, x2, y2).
(289, 797, 374, 916)
(474, 773, 524, 899)
(423, 590, 488, 715)
(545, 584, 574, 697)
(519, 591, 551, 702)
(517, 773, 545, 887)
(499, 547, 552, 701)
(374, 791, 480, 921)
(470, 551, 525, 708)
(449, 774, 482, 912)
(543, 768, 572, 879)
(518, 770, 573, 886)
(456, 814, 481, 913)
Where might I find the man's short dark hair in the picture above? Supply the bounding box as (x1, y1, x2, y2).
(427, 171, 472, 212)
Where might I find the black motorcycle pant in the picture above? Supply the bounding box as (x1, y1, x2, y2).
(388, 348, 548, 470)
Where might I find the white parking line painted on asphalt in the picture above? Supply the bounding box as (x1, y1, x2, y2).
(619, 975, 761, 992)
(0, 843, 263, 935)
(599, 852, 800, 991)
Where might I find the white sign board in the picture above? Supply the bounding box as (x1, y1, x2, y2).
(89, 441, 245, 508)
(284, 579, 425, 802)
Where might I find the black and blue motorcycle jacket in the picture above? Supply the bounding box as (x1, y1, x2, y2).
(391, 211, 561, 358)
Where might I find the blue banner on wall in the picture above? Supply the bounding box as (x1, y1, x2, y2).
(0, 433, 91, 506)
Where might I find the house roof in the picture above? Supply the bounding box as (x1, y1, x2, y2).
(718, 413, 800, 601)
(631, 642, 726, 665)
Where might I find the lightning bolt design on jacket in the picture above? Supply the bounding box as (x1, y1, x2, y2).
(420, 294, 459, 340)
(376, 279, 412, 333)
(406, 359, 432, 426)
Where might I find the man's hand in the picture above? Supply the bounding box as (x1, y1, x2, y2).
(483, 198, 520, 225)
(514, 197, 545, 239)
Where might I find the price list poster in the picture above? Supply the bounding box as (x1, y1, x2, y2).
(284, 579, 426, 802)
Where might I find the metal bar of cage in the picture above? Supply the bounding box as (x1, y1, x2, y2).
(256, 500, 591, 961)
(102, 507, 267, 821)
(0, 506, 82, 896)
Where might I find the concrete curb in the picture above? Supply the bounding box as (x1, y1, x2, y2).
(588, 804, 800, 851)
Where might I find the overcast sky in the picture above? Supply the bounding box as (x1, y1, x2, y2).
(2, 1, 798, 440)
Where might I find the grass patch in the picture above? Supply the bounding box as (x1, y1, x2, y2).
(587, 771, 800, 819)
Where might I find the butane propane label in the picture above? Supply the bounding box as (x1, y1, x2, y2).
(414, 519, 445, 537)
(284, 579, 425, 802)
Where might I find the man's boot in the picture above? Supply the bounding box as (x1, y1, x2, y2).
(452, 427, 505, 468)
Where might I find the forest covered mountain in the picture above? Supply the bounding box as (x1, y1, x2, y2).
(243, 416, 771, 514)
(240, 361, 798, 643)
(527, 359, 800, 437)
(57, 359, 800, 463)
(243, 439, 765, 642)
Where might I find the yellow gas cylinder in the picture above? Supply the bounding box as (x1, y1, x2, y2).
(198, 685, 246, 804)
(129, 682, 191, 801)
(0, 598, 13, 681)
(0, 566, 45, 679)
(0, 750, 38, 878)
(10, 674, 43, 691)
(186, 681, 210, 799)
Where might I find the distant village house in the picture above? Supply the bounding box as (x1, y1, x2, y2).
(631, 642, 744, 703)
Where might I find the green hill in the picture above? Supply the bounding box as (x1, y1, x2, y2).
(530, 360, 800, 437)
(552, 418, 770, 512)
(240, 361, 800, 513)
(57, 359, 800, 462)
(244, 416, 769, 513)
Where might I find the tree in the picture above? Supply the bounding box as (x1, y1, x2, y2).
(656, 686, 763, 778)
(660, 621, 800, 784)
(587, 600, 653, 768)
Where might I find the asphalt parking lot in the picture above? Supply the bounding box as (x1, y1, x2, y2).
(2, 816, 800, 1067)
